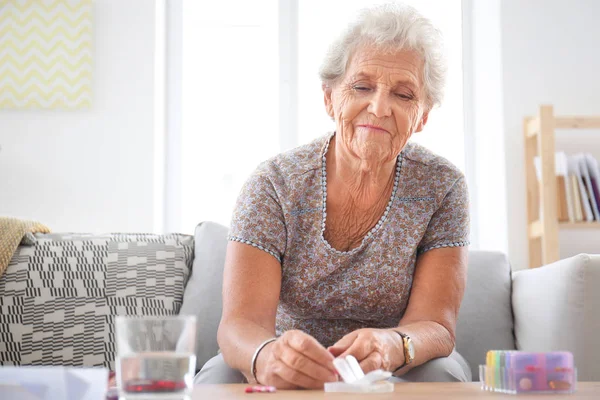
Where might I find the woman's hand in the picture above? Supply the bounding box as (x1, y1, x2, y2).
(255, 330, 339, 389)
(327, 328, 404, 373)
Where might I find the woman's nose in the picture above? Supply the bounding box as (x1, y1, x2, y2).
(367, 90, 392, 118)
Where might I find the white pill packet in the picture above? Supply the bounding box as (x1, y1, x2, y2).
(324, 355, 394, 393)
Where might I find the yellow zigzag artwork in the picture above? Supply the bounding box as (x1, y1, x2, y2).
(0, 0, 92, 109)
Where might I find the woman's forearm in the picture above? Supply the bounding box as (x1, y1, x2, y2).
(217, 317, 277, 381)
(392, 320, 455, 375)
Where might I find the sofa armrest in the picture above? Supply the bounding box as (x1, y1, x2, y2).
(512, 254, 600, 381)
(179, 221, 229, 371)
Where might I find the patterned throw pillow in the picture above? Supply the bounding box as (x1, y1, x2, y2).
(0, 233, 194, 369)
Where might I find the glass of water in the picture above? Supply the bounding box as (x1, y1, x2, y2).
(115, 315, 197, 400)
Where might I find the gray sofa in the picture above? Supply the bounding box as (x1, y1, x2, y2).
(189, 222, 600, 382)
(2, 221, 599, 381)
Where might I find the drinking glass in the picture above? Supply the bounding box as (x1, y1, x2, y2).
(115, 315, 197, 400)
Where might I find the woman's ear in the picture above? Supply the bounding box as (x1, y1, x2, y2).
(414, 110, 430, 133)
(322, 83, 334, 118)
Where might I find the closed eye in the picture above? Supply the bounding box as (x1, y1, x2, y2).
(396, 93, 413, 100)
(352, 85, 371, 92)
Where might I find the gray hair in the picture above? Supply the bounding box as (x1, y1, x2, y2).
(319, 3, 447, 108)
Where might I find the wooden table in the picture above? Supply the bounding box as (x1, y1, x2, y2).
(192, 382, 600, 399)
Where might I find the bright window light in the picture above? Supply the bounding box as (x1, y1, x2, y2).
(179, 0, 463, 231)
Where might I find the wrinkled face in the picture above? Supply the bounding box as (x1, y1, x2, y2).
(323, 46, 430, 165)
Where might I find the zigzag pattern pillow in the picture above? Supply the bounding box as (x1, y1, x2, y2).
(0, 233, 194, 369)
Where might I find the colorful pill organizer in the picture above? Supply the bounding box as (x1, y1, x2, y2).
(480, 351, 576, 394)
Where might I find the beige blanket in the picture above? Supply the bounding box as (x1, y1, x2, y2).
(0, 217, 50, 278)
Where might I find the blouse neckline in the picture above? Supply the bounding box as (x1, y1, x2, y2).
(319, 133, 404, 255)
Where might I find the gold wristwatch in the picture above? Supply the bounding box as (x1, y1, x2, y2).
(392, 331, 415, 372)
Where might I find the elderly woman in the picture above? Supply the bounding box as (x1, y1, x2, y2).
(195, 3, 471, 388)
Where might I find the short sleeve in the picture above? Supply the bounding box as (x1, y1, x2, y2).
(417, 176, 470, 254)
(228, 164, 287, 263)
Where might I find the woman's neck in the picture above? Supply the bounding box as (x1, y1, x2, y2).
(327, 137, 397, 210)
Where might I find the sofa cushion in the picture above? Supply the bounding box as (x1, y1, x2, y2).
(456, 251, 516, 381)
(512, 254, 600, 381)
(179, 222, 229, 370)
(0, 233, 194, 368)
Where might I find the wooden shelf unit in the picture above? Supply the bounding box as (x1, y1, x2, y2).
(524, 105, 600, 268)
(560, 222, 600, 229)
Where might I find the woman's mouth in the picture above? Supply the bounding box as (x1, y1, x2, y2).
(356, 124, 389, 133)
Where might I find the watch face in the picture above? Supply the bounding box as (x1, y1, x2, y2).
(407, 339, 415, 359)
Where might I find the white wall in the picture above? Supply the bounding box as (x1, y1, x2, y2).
(0, 0, 162, 233)
(501, 0, 600, 269)
(4, 0, 599, 255)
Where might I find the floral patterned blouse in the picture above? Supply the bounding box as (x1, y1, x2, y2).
(228, 133, 469, 347)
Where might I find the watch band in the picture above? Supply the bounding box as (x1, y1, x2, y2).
(392, 330, 411, 373)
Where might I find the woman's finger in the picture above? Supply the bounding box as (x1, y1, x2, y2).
(283, 331, 336, 372)
(337, 335, 374, 361)
(327, 346, 345, 357)
(276, 345, 338, 383)
(358, 351, 384, 374)
(272, 359, 333, 389)
(264, 369, 300, 390)
(327, 331, 359, 357)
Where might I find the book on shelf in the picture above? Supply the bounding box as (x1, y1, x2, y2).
(578, 154, 600, 220)
(567, 155, 587, 222)
(556, 152, 571, 222)
(534, 152, 600, 223)
(584, 154, 600, 219)
(569, 172, 584, 221)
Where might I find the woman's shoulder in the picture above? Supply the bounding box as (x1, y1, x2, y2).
(255, 134, 328, 179)
(401, 141, 465, 183)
